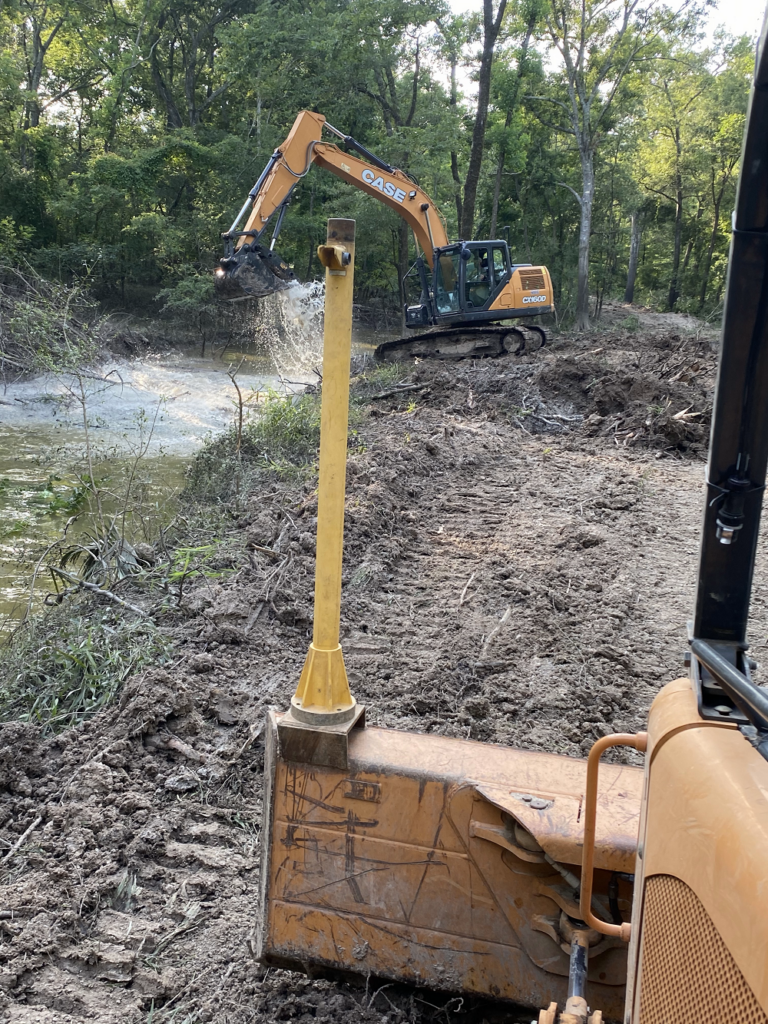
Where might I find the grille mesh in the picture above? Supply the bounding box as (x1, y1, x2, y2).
(519, 272, 545, 291)
(638, 874, 767, 1024)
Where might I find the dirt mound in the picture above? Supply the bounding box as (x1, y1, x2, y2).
(402, 328, 716, 455)
(537, 333, 715, 453)
(0, 318, 745, 1024)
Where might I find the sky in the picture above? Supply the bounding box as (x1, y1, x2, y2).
(448, 0, 767, 42)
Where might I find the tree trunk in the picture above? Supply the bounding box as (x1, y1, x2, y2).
(459, 0, 506, 241)
(514, 176, 531, 261)
(698, 193, 723, 311)
(667, 188, 683, 310)
(624, 211, 641, 303)
(149, 30, 184, 129)
(667, 130, 683, 310)
(490, 154, 503, 239)
(576, 148, 594, 331)
(489, 16, 534, 240)
(447, 50, 463, 232)
(452, 153, 463, 233)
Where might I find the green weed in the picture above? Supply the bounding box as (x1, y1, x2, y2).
(620, 314, 641, 332)
(349, 361, 404, 402)
(0, 602, 172, 731)
(186, 389, 322, 500)
(29, 475, 91, 514)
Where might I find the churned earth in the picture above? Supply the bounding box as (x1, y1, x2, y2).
(1, 308, 766, 1024)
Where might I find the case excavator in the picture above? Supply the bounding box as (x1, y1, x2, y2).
(214, 109, 554, 360)
(254, 17, 768, 1024)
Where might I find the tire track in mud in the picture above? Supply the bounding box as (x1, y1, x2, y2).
(343, 420, 712, 762)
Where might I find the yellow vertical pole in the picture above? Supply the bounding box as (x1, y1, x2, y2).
(291, 219, 357, 723)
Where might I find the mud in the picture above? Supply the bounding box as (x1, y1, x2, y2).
(0, 312, 766, 1024)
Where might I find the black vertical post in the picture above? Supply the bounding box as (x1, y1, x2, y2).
(693, 19, 768, 648)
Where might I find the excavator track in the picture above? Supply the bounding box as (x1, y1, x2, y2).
(374, 324, 547, 362)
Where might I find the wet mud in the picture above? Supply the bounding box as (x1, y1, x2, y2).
(1, 313, 767, 1023)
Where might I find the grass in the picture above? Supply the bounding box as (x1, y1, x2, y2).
(185, 389, 322, 500)
(0, 600, 172, 731)
(349, 361, 404, 402)
(619, 314, 641, 332)
(186, 362, 409, 503)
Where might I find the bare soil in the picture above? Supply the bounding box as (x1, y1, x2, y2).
(2, 308, 767, 1024)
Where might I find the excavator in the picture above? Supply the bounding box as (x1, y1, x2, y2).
(255, 18, 768, 1024)
(214, 109, 554, 359)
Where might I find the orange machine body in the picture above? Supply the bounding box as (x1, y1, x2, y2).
(626, 677, 768, 1022)
(259, 715, 642, 1019)
(489, 264, 554, 314)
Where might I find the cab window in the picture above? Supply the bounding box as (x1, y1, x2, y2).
(491, 246, 509, 286)
(435, 250, 460, 314)
(465, 247, 490, 308)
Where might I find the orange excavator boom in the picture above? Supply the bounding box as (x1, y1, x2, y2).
(239, 110, 448, 260)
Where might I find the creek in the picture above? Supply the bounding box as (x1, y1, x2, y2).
(0, 284, 389, 634)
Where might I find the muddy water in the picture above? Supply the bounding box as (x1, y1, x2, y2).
(0, 283, 393, 633)
(0, 349, 304, 632)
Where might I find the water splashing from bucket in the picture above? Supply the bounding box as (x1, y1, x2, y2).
(247, 280, 325, 380)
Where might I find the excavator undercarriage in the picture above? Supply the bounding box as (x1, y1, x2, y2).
(375, 323, 547, 361)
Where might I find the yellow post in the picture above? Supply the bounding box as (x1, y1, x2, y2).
(291, 219, 357, 724)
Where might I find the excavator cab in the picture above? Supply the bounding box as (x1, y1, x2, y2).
(404, 241, 550, 330)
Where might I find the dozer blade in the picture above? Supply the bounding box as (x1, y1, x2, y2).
(214, 244, 297, 300)
(375, 325, 546, 361)
(258, 717, 641, 1017)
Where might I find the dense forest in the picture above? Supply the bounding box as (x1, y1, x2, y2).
(0, 0, 756, 327)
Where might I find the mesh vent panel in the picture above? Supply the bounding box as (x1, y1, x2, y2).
(638, 874, 767, 1024)
(519, 272, 545, 291)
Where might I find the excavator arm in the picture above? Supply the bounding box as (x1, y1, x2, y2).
(215, 110, 448, 299)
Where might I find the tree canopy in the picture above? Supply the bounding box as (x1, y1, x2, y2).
(0, 0, 756, 323)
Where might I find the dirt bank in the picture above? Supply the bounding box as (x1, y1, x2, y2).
(1, 313, 765, 1024)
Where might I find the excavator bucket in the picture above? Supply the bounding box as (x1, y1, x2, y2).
(214, 244, 296, 300)
(259, 721, 642, 1019)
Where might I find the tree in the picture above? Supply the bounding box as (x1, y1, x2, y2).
(637, 33, 749, 310)
(145, 0, 248, 129)
(640, 48, 708, 309)
(532, 0, 678, 329)
(0, 0, 754, 320)
(624, 209, 641, 302)
(488, 0, 541, 236)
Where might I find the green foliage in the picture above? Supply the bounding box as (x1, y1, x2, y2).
(187, 389, 322, 498)
(168, 542, 232, 581)
(0, 263, 106, 374)
(619, 314, 640, 332)
(0, 0, 755, 318)
(0, 604, 171, 731)
(186, 369, 399, 502)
